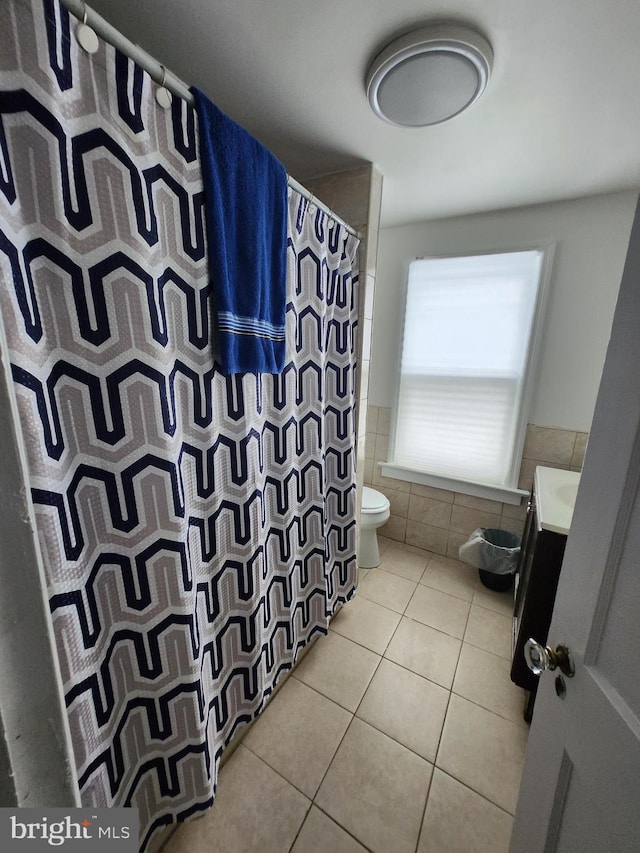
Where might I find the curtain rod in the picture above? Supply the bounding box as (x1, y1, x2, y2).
(59, 0, 361, 239)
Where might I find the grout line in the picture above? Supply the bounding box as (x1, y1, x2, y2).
(286, 801, 313, 853)
(449, 685, 531, 730)
(436, 767, 518, 818)
(413, 767, 435, 853)
(433, 765, 521, 818)
(310, 804, 376, 853)
(462, 635, 512, 662)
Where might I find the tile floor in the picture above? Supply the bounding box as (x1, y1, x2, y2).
(162, 538, 529, 853)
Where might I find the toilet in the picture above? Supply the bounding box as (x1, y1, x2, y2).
(359, 486, 391, 568)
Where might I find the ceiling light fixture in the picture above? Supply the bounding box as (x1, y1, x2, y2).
(366, 23, 493, 127)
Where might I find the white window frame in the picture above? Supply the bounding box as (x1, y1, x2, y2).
(381, 244, 555, 505)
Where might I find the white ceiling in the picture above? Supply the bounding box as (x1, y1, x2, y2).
(87, 0, 640, 227)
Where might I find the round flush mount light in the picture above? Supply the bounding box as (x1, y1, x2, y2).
(366, 24, 493, 127)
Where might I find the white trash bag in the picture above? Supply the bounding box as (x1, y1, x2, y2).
(459, 527, 521, 575)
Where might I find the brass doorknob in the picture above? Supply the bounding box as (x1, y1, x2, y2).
(524, 639, 575, 678)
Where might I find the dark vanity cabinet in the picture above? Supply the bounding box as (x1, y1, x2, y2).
(510, 487, 569, 722)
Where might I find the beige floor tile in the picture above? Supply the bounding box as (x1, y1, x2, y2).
(473, 582, 515, 617)
(291, 806, 369, 853)
(330, 595, 401, 654)
(379, 544, 430, 582)
(357, 658, 449, 762)
(384, 617, 461, 689)
(293, 631, 380, 712)
(243, 677, 351, 797)
(464, 605, 512, 659)
(405, 585, 471, 639)
(316, 718, 433, 853)
(453, 643, 527, 727)
(163, 745, 309, 853)
(358, 568, 417, 613)
(436, 694, 528, 814)
(420, 555, 478, 601)
(418, 769, 513, 853)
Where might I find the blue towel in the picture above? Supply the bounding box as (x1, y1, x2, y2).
(190, 87, 288, 374)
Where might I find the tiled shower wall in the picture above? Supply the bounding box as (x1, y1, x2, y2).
(364, 407, 589, 558)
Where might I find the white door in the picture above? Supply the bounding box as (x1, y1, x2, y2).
(510, 199, 640, 852)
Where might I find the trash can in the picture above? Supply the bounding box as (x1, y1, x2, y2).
(458, 527, 521, 592)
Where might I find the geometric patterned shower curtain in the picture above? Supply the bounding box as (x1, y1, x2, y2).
(0, 0, 359, 848)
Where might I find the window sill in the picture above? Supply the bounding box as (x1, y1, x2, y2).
(379, 463, 528, 506)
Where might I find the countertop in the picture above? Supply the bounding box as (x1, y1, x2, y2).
(534, 466, 581, 536)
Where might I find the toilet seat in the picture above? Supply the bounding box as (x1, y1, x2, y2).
(362, 486, 390, 513)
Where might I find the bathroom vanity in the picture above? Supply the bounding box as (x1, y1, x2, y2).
(510, 466, 581, 722)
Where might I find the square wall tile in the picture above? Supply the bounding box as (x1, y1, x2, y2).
(372, 466, 412, 493)
(358, 362, 370, 410)
(571, 432, 589, 468)
(405, 520, 449, 556)
(366, 230, 379, 278)
(501, 498, 527, 521)
(453, 493, 503, 514)
(374, 432, 389, 462)
(379, 514, 407, 542)
(523, 425, 576, 466)
(449, 505, 502, 537)
(363, 457, 374, 484)
(316, 718, 433, 853)
(408, 494, 453, 528)
(382, 488, 410, 518)
(377, 407, 392, 436)
(363, 274, 376, 320)
(366, 405, 379, 434)
(368, 167, 383, 232)
(497, 515, 526, 537)
(365, 430, 376, 460)
(446, 531, 468, 561)
(410, 483, 455, 503)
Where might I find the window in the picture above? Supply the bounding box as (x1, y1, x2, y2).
(383, 248, 552, 503)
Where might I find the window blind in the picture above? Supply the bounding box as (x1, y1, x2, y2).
(393, 251, 544, 488)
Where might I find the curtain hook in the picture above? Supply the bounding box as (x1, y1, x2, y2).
(155, 63, 172, 109)
(76, 1, 99, 54)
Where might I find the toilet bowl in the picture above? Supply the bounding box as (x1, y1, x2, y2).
(359, 486, 391, 568)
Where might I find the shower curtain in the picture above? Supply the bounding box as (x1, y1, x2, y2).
(0, 0, 359, 848)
